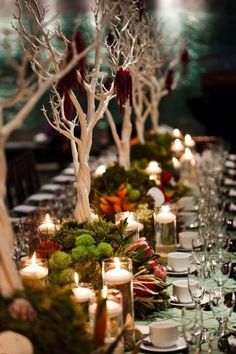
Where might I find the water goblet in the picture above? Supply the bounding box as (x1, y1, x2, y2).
(209, 252, 232, 287)
(181, 307, 203, 354)
(209, 287, 235, 337)
(188, 259, 206, 309)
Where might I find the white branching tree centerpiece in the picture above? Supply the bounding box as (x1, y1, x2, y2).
(19, 0, 138, 223)
(104, 1, 144, 170)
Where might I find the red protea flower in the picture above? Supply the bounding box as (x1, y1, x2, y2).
(36, 240, 61, 259)
(57, 30, 87, 119)
(114, 67, 133, 111)
(161, 170, 173, 186)
(153, 264, 167, 281)
(165, 68, 174, 93)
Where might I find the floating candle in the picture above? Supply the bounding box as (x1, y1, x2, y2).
(19, 253, 48, 280)
(72, 272, 92, 302)
(145, 161, 162, 176)
(184, 134, 195, 148)
(94, 164, 106, 177)
(172, 157, 181, 169)
(171, 139, 185, 153)
(173, 128, 182, 138)
(89, 299, 122, 318)
(38, 213, 57, 236)
(103, 257, 132, 285)
(155, 205, 176, 224)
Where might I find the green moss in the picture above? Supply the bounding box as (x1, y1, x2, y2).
(95, 242, 113, 259)
(75, 234, 95, 246)
(49, 251, 72, 271)
(0, 285, 92, 354)
(72, 245, 96, 263)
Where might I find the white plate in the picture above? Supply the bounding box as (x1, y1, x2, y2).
(52, 175, 75, 183)
(12, 205, 37, 214)
(140, 336, 187, 353)
(167, 270, 188, 276)
(26, 193, 54, 202)
(40, 184, 62, 192)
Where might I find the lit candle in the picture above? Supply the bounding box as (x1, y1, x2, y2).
(38, 213, 57, 236)
(173, 128, 182, 139)
(145, 161, 162, 176)
(115, 212, 143, 234)
(89, 286, 122, 318)
(19, 253, 48, 280)
(171, 138, 185, 154)
(155, 205, 176, 224)
(94, 164, 106, 177)
(184, 134, 195, 148)
(172, 157, 181, 169)
(72, 272, 92, 302)
(103, 257, 132, 285)
(181, 148, 195, 162)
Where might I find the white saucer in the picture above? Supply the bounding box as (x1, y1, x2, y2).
(167, 270, 188, 276)
(140, 336, 187, 352)
(170, 295, 209, 308)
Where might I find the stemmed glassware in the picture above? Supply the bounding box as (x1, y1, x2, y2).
(209, 252, 232, 288)
(209, 287, 235, 337)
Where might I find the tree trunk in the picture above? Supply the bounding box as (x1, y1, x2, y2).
(118, 142, 131, 170)
(0, 137, 23, 298)
(135, 115, 145, 145)
(150, 103, 159, 134)
(0, 139, 14, 246)
(74, 160, 92, 223)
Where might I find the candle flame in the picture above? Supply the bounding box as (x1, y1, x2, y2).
(171, 138, 184, 152)
(161, 205, 170, 214)
(45, 213, 53, 225)
(74, 272, 79, 286)
(31, 252, 37, 266)
(184, 134, 195, 147)
(183, 147, 193, 160)
(114, 257, 121, 269)
(172, 157, 181, 169)
(102, 285, 108, 299)
(173, 128, 181, 138)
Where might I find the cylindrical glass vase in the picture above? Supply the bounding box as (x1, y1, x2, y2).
(154, 205, 177, 261)
(102, 257, 135, 351)
(89, 288, 124, 354)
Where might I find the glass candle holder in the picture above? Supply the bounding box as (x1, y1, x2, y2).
(19, 252, 48, 286)
(38, 213, 59, 238)
(89, 288, 124, 354)
(154, 205, 177, 261)
(180, 148, 197, 184)
(102, 257, 135, 351)
(115, 211, 143, 239)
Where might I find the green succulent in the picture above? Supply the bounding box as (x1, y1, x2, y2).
(57, 268, 75, 286)
(72, 245, 96, 263)
(75, 234, 95, 246)
(49, 251, 72, 271)
(95, 242, 113, 259)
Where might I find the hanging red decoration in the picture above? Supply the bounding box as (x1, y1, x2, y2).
(114, 67, 133, 111)
(138, 0, 145, 21)
(165, 68, 174, 93)
(180, 47, 190, 74)
(57, 30, 87, 119)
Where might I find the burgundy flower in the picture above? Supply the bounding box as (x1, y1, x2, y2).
(114, 67, 133, 111)
(124, 237, 154, 262)
(133, 278, 160, 298)
(161, 170, 173, 186)
(36, 240, 61, 259)
(153, 264, 167, 281)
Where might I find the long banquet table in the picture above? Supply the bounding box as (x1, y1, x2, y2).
(8, 150, 236, 354)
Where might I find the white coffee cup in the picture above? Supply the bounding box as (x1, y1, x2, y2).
(167, 252, 190, 272)
(173, 279, 192, 303)
(149, 320, 178, 348)
(179, 231, 198, 250)
(178, 196, 196, 211)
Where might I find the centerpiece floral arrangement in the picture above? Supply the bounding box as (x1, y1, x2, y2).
(34, 218, 169, 320)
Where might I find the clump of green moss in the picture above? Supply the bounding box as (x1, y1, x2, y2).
(0, 285, 92, 354)
(48, 251, 72, 271)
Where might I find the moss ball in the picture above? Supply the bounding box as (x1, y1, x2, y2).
(49, 251, 72, 271)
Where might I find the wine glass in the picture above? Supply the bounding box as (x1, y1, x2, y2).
(188, 259, 206, 309)
(209, 252, 232, 288)
(181, 307, 203, 354)
(209, 287, 235, 337)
